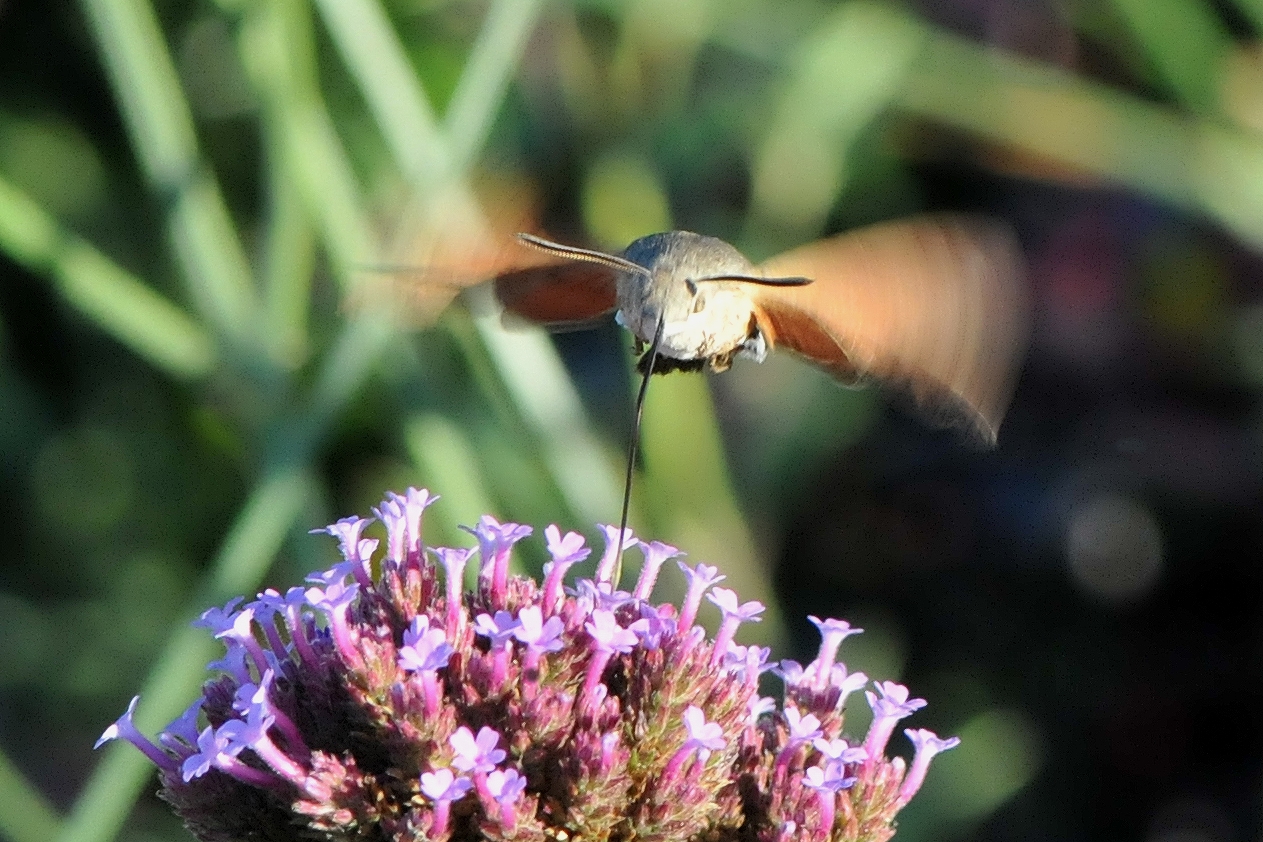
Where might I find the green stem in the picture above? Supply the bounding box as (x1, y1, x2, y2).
(443, 0, 549, 174)
(77, 0, 259, 346)
(0, 747, 62, 842)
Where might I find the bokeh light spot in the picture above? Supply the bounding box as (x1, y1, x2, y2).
(581, 150, 672, 250)
(931, 708, 1043, 820)
(1065, 494, 1163, 602)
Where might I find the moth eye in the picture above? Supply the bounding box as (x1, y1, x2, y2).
(691, 292, 707, 314)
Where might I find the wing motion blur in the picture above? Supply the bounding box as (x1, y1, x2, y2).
(384, 206, 1029, 444)
(493, 261, 619, 328)
(751, 216, 1029, 445)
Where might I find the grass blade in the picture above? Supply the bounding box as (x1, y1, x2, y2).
(0, 173, 215, 379)
(78, 0, 257, 343)
(0, 746, 61, 842)
(443, 0, 549, 174)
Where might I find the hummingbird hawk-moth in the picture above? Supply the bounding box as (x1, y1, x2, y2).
(491, 215, 1028, 446)
(397, 213, 1028, 549)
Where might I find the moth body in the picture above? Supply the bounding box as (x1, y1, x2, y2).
(614, 232, 766, 369)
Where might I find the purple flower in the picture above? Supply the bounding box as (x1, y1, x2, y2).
(541, 525, 591, 615)
(571, 578, 634, 614)
(212, 606, 270, 676)
(374, 487, 438, 564)
(431, 546, 475, 635)
(682, 705, 727, 754)
(309, 516, 375, 588)
(867, 680, 928, 719)
(661, 706, 726, 784)
(398, 615, 455, 673)
(96, 697, 177, 771)
(234, 671, 307, 756)
(512, 605, 564, 698)
(191, 597, 245, 636)
(102, 487, 956, 842)
(898, 728, 961, 804)
(305, 580, 363, 669)
(464, 515, 532, 605)
(420, 766, 471, 835)
(546, 523, 590, 563)
(249, 589, 294, 657)
(631, 540, 683, 600)
(579, 609, 639, 714)
(474, 610, 521, 648)
(158, 698, 205, 749)
(803, 759, 854, 836)
(813, 737, 867, 766)
(486, 767, 527, 803)
(585, 609, 639, 656)
(474, 609, 520, 691)
(593, 524, 636, 585)
(513, 605, 564, 654)
(629, 603, 677, 650)
(304, 561, 356, 587)
(803, 761, 854, 793)
(450, 726, 506, 774)
(420, 767, 473, 803)
(783, 706, 823, 745)
(724, 644, 772, 683)
(771, 704, 826, 781)
(676, 561, 725, 632)
(863, 681, 928, 761)
(206, 645, 251, 684)
(830, 665, 869, 705)
(484, 766, 528, 830)
(707, 587, 764, 666)
(806, 616, 863, 692)
(181, 725, 235, 781)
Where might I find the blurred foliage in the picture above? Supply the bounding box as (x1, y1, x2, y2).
(1, 0, 1261, 841)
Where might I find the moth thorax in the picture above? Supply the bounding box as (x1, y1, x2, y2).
(617, 232, 759, 362)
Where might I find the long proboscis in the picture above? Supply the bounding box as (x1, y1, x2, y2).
(614, 310, 667, 587)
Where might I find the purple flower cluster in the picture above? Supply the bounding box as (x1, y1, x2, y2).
(98, 488, 958, 842)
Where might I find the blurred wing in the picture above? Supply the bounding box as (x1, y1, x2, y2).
(493, 260, 619, 328)
(357, 226, 617, 329)
(751, 215, 1029, 444)
(356, 177, 602, 326)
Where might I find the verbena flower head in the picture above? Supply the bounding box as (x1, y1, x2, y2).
(98, 488, 958, 842)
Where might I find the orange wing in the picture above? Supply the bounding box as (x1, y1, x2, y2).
(752, 215, 1029, 444)
(362, 222, 617, 328)
(493, 260, 619, 328)
(357, 175, 618, 327)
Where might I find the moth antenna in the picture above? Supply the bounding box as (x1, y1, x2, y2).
(615, 309, 667, 587)
(695, 274, 813, 287)
(516, 233, 651, 277)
